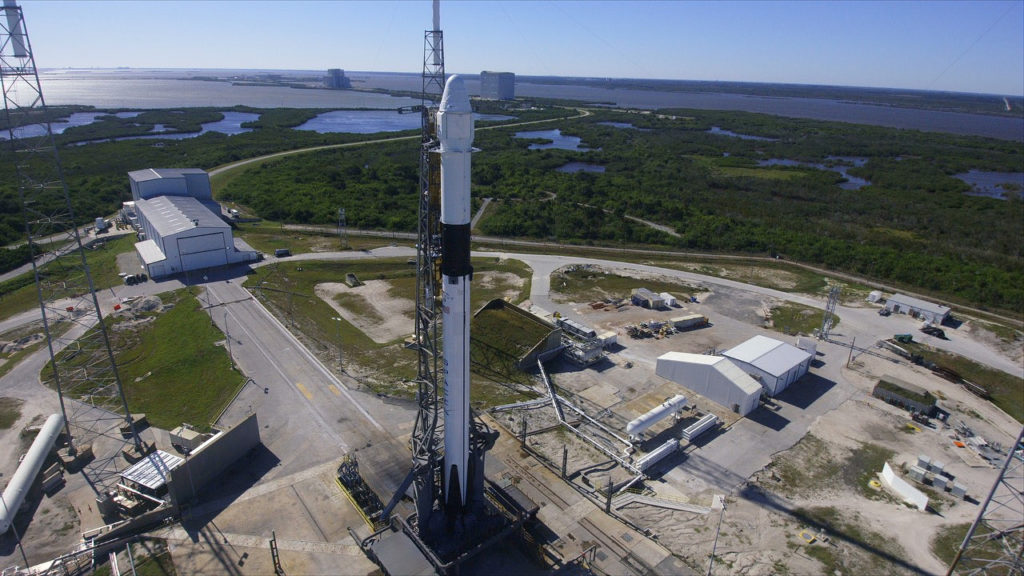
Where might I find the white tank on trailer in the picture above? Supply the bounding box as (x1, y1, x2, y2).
(1, 413, 64, 533)
(626, 394, 687, 438)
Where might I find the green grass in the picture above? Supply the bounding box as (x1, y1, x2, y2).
(930, 523, 1010, 573)
(0, 397, 23, 429)
(716, 165, 804, 180)
(0, 235, 135, 319)
(244, 257, 534, 398)
(769, 302, 837, 336)
(234, 221, 407, 254)
(44, 290, 243, 432)
(903, 341, 1023, 423)
(113, 291, 245, 431)
(0, 320, 74, 380)
(842, 442, 896, 499)
(772, 434, 842, 490)
(794, 506, 905, 574)
(551, 266, 697, 303)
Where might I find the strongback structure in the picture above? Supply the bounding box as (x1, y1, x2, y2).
(946, 425, 1024, 576)
(0, 0, 141, 497)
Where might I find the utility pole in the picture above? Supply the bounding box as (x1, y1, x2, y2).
(332, 316, 343, 367)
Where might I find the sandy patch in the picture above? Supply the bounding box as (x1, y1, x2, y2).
(315, 280, 415, 344)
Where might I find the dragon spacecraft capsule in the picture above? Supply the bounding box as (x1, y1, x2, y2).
(438, 74, 474, 513)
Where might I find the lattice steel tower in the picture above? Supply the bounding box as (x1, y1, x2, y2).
(407, 0, 446, 535)
(1, 0, 140, 497)
(946, 425, 1024, 576)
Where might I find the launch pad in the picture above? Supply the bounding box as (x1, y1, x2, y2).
(363, 477, 538, 576)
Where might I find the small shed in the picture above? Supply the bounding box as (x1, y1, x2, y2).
(872, 377, 938, 416)
(659, 292, 677, 307)
(631, 288, 664, 309)
(884, 294, 950, 324)
(722, 335, 812, 397)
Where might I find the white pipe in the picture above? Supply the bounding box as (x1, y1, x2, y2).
(1, 414, 64, 533)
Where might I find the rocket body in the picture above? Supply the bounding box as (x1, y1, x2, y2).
(438, 75, 474, 512)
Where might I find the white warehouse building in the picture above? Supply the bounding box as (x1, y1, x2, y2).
(884, 293, 951, 324)
(656, 352, 761, 416)
(722, 335, 812, 397)
(128, 169, 259, 278)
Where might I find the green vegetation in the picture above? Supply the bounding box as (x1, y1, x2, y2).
(769, 302, 836, 336)
(876, 378, 938, 406)
(243, 257, 533, 400)
(471, 301, 551, 391)
(0, 397, 23, 429)
(842, 442, 896, 500)
(3, 103, 1020, 315)
(771, 434, 842, 490)
(795, 506, 906, 575)
(0, 235, 136, 319)
(112, 291, 244, 431)
(43, 290, 243, 431)
(550, 265, 697, 303)
(903, 342, 1023, 423)
(930, 523, 1009, 574)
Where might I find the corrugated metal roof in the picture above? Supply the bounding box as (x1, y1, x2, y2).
(120, 450, 183, 491)
(137, 195, 229, 239)
(657, 352, 762, 395)
(128, 167, 206, 183)
(887, 293, 950, 316)
(136, 239, 166, 264)
(723, 335, 811, 378)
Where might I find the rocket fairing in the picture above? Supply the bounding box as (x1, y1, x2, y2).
(438, 75, 474, 512)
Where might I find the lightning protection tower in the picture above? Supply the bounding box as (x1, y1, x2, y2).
(405, 0, 446, 535)
(0, 0, 141, 498)
(819, 285, 840, 340)
(946, 425, 1024, 576)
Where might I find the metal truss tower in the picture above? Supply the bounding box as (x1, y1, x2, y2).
(1, 0, 140, 496)
(820, 285, 840, 340)
(408, 0, 446, 535)
(946, 425, 1024, 576)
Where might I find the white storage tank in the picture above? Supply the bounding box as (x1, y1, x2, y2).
(626, 394, 688, 437)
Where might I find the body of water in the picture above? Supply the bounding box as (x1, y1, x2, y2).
(514, 129, 594, 151)
(38, 70, 418, 110)
(104, 111, 260, 142)
(295, 110, 419, 134)
(758, 157, 871, 190)
(1, 111, 106, 140)
(475, 113, 517, 122)
(955, 170, 1024, 199)
(598, 121, 646, 130)
(707, 126, 776, 141)
(294, 110, 515, 134)
(31, 69, 1024, 141)
(557, 162, 605, 173)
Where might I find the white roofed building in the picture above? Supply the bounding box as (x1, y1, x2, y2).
(722, 335, 812, 397)
(884, 294, 951, 324)
(128, 169, 259, 277)
(656, 352, 761, 416)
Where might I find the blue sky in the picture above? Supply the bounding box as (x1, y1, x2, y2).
(21, 0, 1024, 95)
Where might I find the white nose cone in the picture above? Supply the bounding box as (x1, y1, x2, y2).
(438, 75, 474, 153)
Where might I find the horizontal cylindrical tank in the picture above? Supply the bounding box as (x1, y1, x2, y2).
(636, 439, 679, 471)
(626, 394, 687, 436)
(1, 413, 63, 533)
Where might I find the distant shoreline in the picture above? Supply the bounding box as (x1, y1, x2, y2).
(37, 68, 1024, 141)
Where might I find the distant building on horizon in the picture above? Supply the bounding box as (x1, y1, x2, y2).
(480, 71, 514, 100)
(324, 68, 351, 89)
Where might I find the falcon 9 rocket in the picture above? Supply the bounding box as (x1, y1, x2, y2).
(438, 74, 474, 513)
